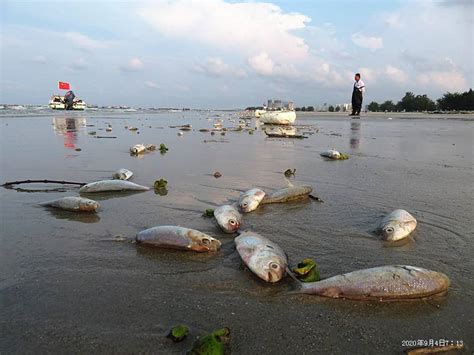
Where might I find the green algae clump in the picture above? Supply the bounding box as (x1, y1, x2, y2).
(188, 327, 231, 355)
(159, 143, 169, 154)
(203, 209, 215, 218)
(293, 258, 321, 282)
(167, 324, 189, 342)
(154, 179, 168, 190)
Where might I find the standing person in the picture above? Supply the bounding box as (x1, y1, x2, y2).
(350, 73, 365, 116)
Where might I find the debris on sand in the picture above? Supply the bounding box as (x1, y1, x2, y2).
(213, 172, 222, 178)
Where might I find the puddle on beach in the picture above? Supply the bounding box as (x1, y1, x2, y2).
(1, 111, 472, 353)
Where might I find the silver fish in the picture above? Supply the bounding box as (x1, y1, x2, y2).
(238, 188, 266, 212)
(130, 144, 146, 155)
(320, 149, 341, 159)
(136, 226, 221, 252)
(261, 185, 313, 204)
(214, 204, 242, 233)
(40, 196, 100, 212)
(79, 180, 149, 193)
(379, 209, 417, 241)
(298, 265, 449, 301)
(235, 231, 287, 283)
(112, 168, 134, 180)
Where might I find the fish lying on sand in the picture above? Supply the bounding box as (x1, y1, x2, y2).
(40, 196, 100, 212)
(378, 209, 417, 241)
(79, 180, 150, 193)
(112, 168, 133, 180)
(130, 144, 146, 155)
(214, 204, 242, 233)
(296, 265, 449, 301)
(135, 226, 221, 252)
(261, 184, 313, 204)
(320, 149, 341, 159)
(238, 188, 266, 212)
(235, 231, 287, 283)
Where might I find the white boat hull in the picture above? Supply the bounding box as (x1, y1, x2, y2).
(259, 111, 296, 125)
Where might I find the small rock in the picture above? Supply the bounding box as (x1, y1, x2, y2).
(213, 172, 222, 178)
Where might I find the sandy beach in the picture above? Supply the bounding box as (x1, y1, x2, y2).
(1, 110, 473, 353)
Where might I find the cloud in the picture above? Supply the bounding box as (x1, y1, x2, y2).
(359, 67, 378, 84)
(248, 52, 274, 76)
(138, 0, 310, 62)
(351, 32, 383, 51)
(385, 65, 408, 84)
(120, 58, 144, 72)
(31, 55, 47, 64)
(195, 57, 247, 78)
(67, 57, 88, 71)
(145, 81, 159, 89)
(417, 70, 468, 92)
(63, 32, 109, 51)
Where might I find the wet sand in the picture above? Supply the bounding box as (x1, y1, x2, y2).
(1, 111, 473, 353)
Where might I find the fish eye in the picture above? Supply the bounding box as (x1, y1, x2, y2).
(385, 227, 394, 233)
(242, 202, 248, 208)
(201, 238, 210, 245)
(229, 219, 236, 225)
(270, 262, 279, 270)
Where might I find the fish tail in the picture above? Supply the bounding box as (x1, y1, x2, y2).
(283, 176, 294, 187)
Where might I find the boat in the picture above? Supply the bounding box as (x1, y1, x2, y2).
(258, 110, 296, 125)
(48, 95, 86, 110)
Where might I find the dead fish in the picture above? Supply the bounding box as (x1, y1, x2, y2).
(40, 196, 99, 212)
(297, 265, 449, 301)
(214, 205, 242, 233)
(261, 184, 313, 204)
(320, 149, 341, 159)
(235, 231, 287, 283)
(379, 209, 417, 241)
(112, 168, 133, 180)
(238, 188, 266, 212)
(130, 144, 146, 155)
(79, 180, 150, 193)
(136, 226, 221, 252)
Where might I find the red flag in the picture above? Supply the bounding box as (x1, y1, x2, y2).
(59, 81, 70, 90)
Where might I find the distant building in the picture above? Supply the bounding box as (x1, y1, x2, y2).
(266, 99, 293, 110)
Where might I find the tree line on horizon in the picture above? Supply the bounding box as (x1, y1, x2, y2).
(367, 89, 473, 112)
(245, 89, 473, 113)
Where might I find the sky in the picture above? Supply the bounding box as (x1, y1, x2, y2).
(1, 0, 473, 108)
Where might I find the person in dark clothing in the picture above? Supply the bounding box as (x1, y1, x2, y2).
(63, 90, 75, 110)
(350, 73, 365, 116)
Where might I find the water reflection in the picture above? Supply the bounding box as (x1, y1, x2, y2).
(349, 121, 361, 151)
(53, 117, 86, 149)
(46, 209, 101, 223)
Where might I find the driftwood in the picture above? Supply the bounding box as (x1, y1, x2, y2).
(2, 179, 86, 187)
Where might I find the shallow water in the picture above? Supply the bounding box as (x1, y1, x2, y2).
(1, 111, 473, 354)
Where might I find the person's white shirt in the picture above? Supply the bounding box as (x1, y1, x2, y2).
(354, 79, 365, 94)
